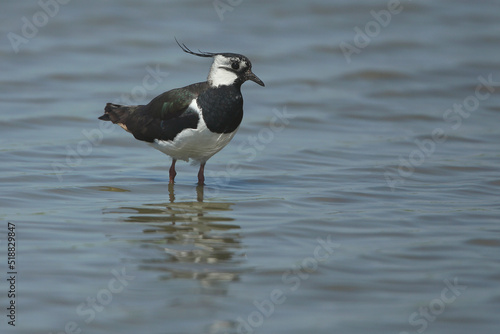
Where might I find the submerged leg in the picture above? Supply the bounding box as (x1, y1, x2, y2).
(169, 159, 177, 184)
(197, 162, 206, 185)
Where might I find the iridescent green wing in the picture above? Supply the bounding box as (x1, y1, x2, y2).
(146, 82, 209, 120)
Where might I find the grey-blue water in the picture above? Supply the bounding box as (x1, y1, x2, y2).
(1, 1, 500, 333)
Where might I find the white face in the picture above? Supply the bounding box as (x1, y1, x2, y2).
(207, 55, 249, 87)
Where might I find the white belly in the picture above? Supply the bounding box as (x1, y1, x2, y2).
(149, 100, 238, 164)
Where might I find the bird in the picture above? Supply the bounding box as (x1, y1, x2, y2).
(98, 40, 264, 185)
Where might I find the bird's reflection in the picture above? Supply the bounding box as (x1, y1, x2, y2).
(103, 184, 244, 287)
(168, 183, 205, 204)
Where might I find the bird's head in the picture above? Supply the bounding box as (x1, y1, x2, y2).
(176, 39, 265, 88)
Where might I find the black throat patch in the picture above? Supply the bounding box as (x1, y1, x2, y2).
(197, 85, 244, 134)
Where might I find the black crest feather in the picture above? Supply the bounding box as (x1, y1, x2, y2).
(175, 38, 216, 58)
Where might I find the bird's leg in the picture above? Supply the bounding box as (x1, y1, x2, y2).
(169, 159, 177, 184)
(197, 162, 206, 185)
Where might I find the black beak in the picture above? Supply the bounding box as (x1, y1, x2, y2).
(245, 70, 265, 87)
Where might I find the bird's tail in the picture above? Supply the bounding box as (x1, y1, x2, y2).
(98, 103, 127, 122)
(98, 103, 139, 132)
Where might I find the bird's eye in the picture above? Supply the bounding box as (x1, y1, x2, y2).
(231, 62, 239, 70)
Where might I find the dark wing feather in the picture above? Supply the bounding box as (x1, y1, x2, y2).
(99, 82, 210, 143)
(145, 82, 209, 120)
(127, 109, 200, 142)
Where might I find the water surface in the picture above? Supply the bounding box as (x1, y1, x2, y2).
(1, 1, 499, 333)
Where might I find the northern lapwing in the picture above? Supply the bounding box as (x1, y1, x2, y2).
(98, 40, 264, 185)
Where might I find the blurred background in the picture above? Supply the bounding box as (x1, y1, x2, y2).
(1, 0, 499, 333)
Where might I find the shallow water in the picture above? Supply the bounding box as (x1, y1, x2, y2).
(1, 0, 500, 333)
